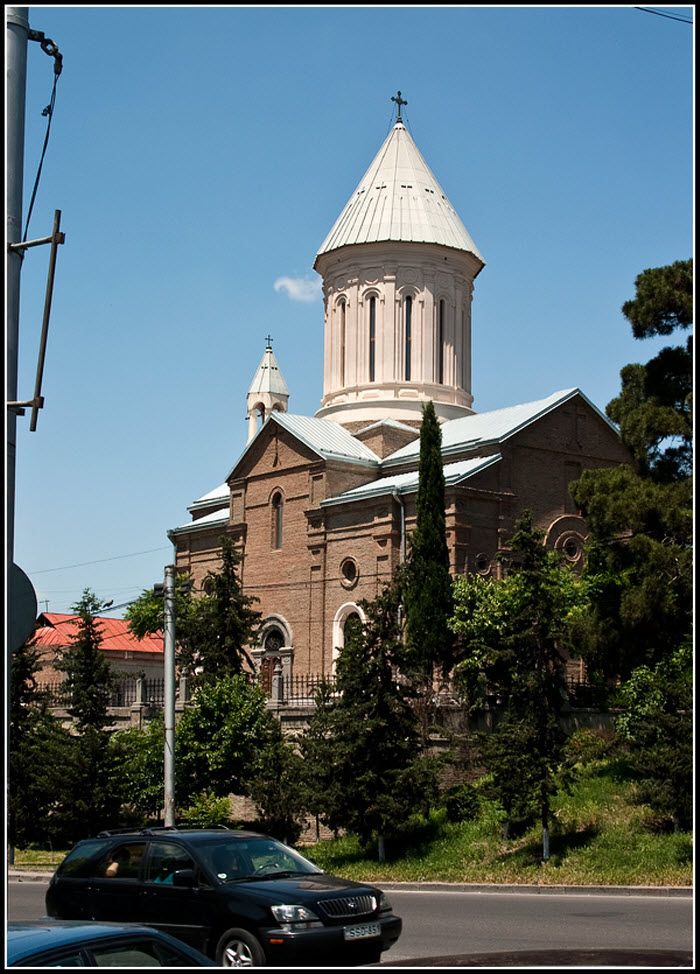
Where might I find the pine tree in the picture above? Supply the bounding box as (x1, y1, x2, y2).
(126, 536, 261, 683)
(195, 536, 261, 681)
(57, 589, 115, 732)
(301, 581, 435, 860)
(52, 590, 122, 842)
(404, 400, 454, 678)
(571, 258, 692, 679)
(9, 640, 72, 851)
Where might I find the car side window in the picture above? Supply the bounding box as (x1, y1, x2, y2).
(31, 950, 87, 966)
(57, 840, 108, 878)
(96, 842, 146, 880)
(89, 940, 170, 966)
(145, 841, 196, 885)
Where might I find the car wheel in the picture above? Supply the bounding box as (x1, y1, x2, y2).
(216, 928, 266, 967)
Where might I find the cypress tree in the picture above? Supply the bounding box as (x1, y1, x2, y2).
(404, 400, 454, 677)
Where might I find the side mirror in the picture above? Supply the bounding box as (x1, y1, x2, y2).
(172, 868, 197, 888)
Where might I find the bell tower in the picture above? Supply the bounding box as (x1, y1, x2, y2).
(246, 337, 289, 442)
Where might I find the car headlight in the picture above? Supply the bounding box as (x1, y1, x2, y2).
(379, 893, 392, 913)
(271, 904, 320, 924)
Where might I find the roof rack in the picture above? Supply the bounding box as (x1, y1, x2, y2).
(96, 828, 142, 838)
(96, 824, 233, 838)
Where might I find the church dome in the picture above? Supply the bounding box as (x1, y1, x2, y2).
(315, 121, 483, 267)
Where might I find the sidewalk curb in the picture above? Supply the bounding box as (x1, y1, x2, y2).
(8, 870, 693, 895)
(377, 881, 693, 896)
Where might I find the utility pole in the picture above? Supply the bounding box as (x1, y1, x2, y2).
(6, 5, 29, 605)
(163, 565, 176, 827)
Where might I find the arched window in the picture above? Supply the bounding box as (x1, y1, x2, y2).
(264, 627, 285, 653)
(404, 295, 412, 381)
(368, 296, 376, 382)
(438, 299, 445, 384)
(271, 492, 283, 549)
(343, 612, 361, 643)
(339, 299, 346, 387)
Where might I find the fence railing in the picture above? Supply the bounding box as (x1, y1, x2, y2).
(36, 676, 169, 710)
(36, 671, 604, 712)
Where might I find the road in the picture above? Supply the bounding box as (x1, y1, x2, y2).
(381, 888, 693, 963)
(7, 880, 693, 965)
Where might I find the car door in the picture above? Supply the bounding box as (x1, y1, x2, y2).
(139, 840, 213, 952)
(86, 841, 147, 922)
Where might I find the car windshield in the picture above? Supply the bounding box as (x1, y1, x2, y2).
(197, 837, 323, 884)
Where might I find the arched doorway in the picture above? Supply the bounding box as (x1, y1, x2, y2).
(331, 603, 365, 671)
(259, 626, 285, 695)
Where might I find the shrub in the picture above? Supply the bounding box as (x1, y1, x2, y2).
(179, 790, 234, 829)
(563, 728, 620, 767)
(444, 783, 480, 823)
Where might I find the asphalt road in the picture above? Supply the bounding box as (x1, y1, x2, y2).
(7, 878, 694, 967)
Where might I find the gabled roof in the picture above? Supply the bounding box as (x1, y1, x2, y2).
(189, 482, 229, 513)
(383, 388, 619, 466)
(355, 417, 420, 436)
(30, 614, 163, 655)
(321, 454, 501, 506)
(171, 505, 229, 536)
(227, 411, 380, 481)
(315, 122, 484, 265)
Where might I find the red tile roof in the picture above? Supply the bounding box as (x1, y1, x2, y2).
(30, 613, 164, 655)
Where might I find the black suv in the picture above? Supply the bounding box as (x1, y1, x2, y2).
(46, 828, 402, 967)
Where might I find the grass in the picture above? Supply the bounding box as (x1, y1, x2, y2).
(12, 759, 692, 887)
(304, 760, 693, 888)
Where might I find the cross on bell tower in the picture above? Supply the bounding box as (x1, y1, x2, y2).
(391, 90, 408, 123)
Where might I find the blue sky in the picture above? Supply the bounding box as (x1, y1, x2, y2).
(11, 5, 693, 616)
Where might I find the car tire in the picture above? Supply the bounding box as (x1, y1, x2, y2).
(216, 927, 266, 967)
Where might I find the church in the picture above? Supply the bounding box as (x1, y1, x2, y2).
(169, 96, 630, 690)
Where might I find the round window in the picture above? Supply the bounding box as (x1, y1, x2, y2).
(562, 536, 582, 562)
(474, 553, 491, 575)
(340, 558, 359, 588)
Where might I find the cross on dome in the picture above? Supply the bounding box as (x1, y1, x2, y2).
(391, 90, 407, 123)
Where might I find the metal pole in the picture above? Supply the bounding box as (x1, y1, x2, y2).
(163, 565, 176, 827)
(6, 5, 29, 871)
(6, 4, 29, 610)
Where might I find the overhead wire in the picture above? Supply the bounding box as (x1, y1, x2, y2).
(30, 546, 172, 574)
(23, 36, 62, 241)
(634, 7, 693, 24)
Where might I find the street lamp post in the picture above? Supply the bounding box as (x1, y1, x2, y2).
(160, 565, 176, 827)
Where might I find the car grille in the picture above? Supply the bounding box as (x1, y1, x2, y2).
(318, 894, 376, 919)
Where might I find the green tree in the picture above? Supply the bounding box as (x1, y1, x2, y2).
(450, 513, 585, 856)
(615, 641, 692, 832)
(109, 718, 166, 825)
(404, 399, 454, 680)
(247, 721, 307, 844)
(296, 680, 347, 839)
(302, 582, 434, 861)
(126, 536, 261, 683)
(50, 590, 123, 843)
(174, 674, 275, 806)
(570, 259, 692, 681)
(57, 590, 115, 732)
(9, 641, 72, 851)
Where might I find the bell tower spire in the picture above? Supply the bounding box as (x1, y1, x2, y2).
(246, 337, 289, 442)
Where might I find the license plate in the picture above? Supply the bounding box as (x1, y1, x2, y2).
(343, 922, 380, 941)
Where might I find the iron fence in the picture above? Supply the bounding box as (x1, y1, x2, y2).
(36, 672, 604, 711)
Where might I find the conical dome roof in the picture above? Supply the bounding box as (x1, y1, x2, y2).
(315, 122, 483, 265)
(247, 344, 289, 398)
